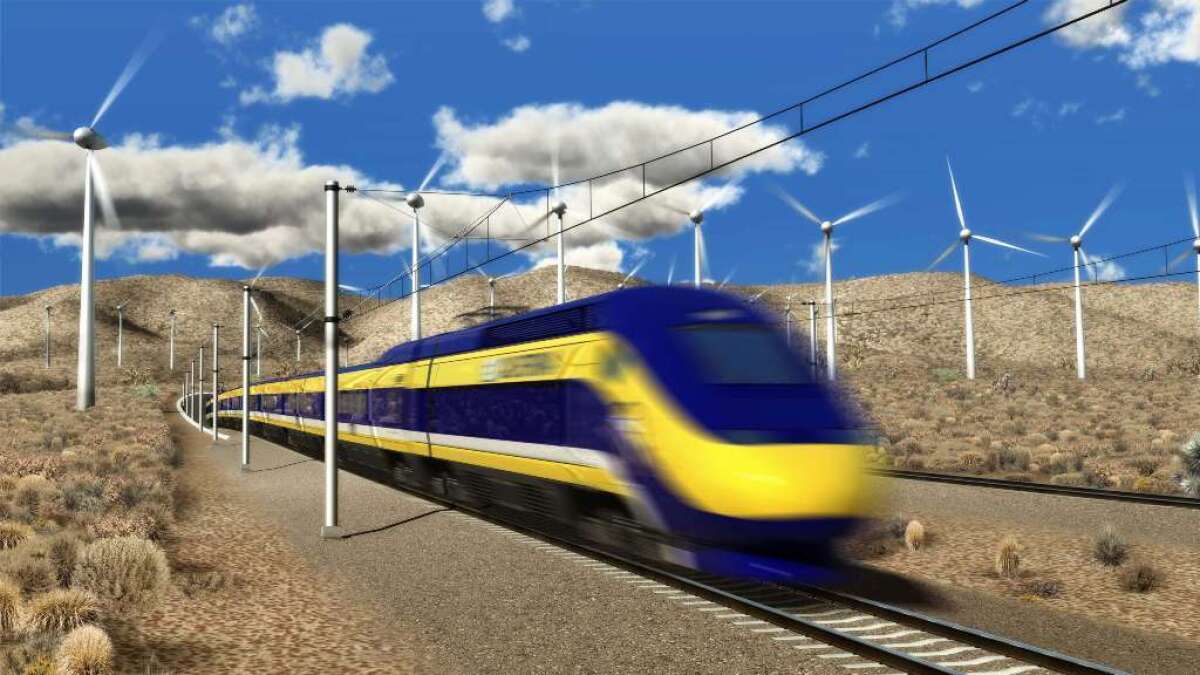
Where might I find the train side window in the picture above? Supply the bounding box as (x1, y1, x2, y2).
(338, 390, 369, 423)
(369, 388, 406, 427)
(429, 382, 563, 446)
(282, 394, 294, 415)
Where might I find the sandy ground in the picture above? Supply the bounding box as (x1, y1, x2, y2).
(186, 419, 871, 675)
(122, 413, 427, 673)
(857, 475, 1200, 674)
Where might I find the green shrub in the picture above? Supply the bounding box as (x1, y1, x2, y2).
(72, 537, 169, 607)
(1179, 432, 1200, 496)
(131, 384, 159, 399)
(55, 624, 114, 675)
(931, 368, 960, 383)
(25, 589, 100, 634)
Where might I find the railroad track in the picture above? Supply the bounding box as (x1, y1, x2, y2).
(459, 518, 1127, 675)
(210, 418, 1126, 675)
(873, 468, 1200, 509)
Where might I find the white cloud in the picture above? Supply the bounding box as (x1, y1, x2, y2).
(1135, 72, 1162, 96)
(483, 0, 516, 23)
(1095, 107, 1127, 125)
(1047, 0, 1200, 69)
(801, 239, 839, 276)
(532, 240, 624, 274)
(887, 0, 985, 28)
(219, 75, 238, 89)
(1058, 101, 1084, 116)
(966, 80, 984, 94)
(503, 35, 531, 53)
(853, 142, 871, 160)
(211, 4, 258, 45)
(240, 23, 394, 104)
(1088, 255, 1127, 281)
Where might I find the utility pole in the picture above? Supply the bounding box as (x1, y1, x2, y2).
(198, 346, 205, 432)
(295, 328, 301, 362)
(322, 180, 346, 539)
(808, 301, 819, 380)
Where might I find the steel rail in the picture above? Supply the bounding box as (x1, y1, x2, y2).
(874, 468, 1200, 509)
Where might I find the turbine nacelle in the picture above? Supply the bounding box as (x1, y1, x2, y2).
(1194, 239, 1200, 253)
(405, 192, 425, 209)
(821, 221, 833, 235)
(72, 126, 108, 151)
(689, 210, 704, 225)
(960, 228, 972, 242)
(1070, 234, 1082, 249)
(551, 201, 567, 217)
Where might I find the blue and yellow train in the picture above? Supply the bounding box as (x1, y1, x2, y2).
(214, 286, 872, 583)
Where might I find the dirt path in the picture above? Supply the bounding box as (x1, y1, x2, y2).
(118, 413, 427, 673)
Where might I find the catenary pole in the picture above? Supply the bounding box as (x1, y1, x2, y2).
(211, 324, 219, 442)
(242, 287, 251, 469)
(322, 181, 344, 538)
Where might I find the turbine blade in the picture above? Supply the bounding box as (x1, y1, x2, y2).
(771, 185, 823, 226)
(927, 240, 959, 271)
(1079, 183, 1122, 238)
(249, 295, 264, 321)
(89, 155, 122, 230)
(831, 193, 902, 227)
(92, 30, 162, 128)
(16, 125, 73, 142)
(697, 226, 711, 281)
(1186, 174, 1199, 239)
(664, 204, 691, 217)
(946, 157, 967, 231)
(417, 152, 448, 193)
(666, 255, 676, 286)
(1028, 233, 1069, 243)
(1078, 247, 1097, 282)
(974, 233, 1046, 257)
(718, 267, 735, 289)
(249, 265, 267, 288)
(1168, 248, 1193, 271)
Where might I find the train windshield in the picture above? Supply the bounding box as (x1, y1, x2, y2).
(674, 324, 810, 385)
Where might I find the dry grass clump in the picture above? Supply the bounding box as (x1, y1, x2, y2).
(1119, 563, 1164, 593)
(48, 535, 80, 587)
(0, 576, 22, 639)
(904, 520, 926, 551)
(995, 536, 1021, 579)
(1093, 526, 1128, 567)
(55, 624, 113, 675)
(73, 537, 169, 608)
(25, 589, 100, 635)
(0, 521, 33, 549)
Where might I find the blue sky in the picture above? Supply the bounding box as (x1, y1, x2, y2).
(2, 0, 1198, 297)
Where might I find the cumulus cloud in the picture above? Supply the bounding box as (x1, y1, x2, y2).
(240, 23, 393, 104)
(1088, 255, 1127, 281)
(503, 35, 531, 53)
(887, 0, 985, 28)
(199, 4, 259, 45)
(853, 142, 871, 160)
(1058, 101, 1084, 116)
(1047, 0, 1200, 69)
(801, 239, 839, 276)
(531, 240, 625, 274)
(483, 0, 516, 23)
(1, 99, 824, 271)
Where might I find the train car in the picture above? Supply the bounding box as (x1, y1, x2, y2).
(214, 286, 872, 584)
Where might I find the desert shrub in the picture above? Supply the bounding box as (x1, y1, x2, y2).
(1111, 437, 1130, 454)
(73, 537, 169, 607)
(1045, 430, 1060, 442)
(0, 575, 21, 638)
(61, 481, 106, 514)
(958, 451, 990, 474)
(25, 589, 100, 634)
(1125, 456, 1160, 478)
(1178, 432, 1200, 496)
(989, 447, 1030, 472)
(1133, 477, 1162, 493)
(995, 536, 1021, 578)
(904, 520, 925, 551)
(1022, 578, 1062, 598)
(130, 384, 159, 399)
(5, 553, 56, 594)
(1093, 526, 1128, 567)
(1050, 472, 1087, 487)
(55, 624, 113, 675)
(0, 520, 34, 549)
(1119, 563, 1163, 593)
(1048, 452, 1080, 475)
(48, 535, 80, 586)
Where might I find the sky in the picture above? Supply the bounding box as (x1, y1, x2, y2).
(1, 0, 1198, 297)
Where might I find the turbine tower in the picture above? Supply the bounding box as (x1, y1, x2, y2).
(552, 200, 568, 304)
(44, 306, 52, 368)
(690, 210, 704, 288)
(115, 300, 128, 368)
(168, 309, 176, 371)
(929, 158, 1044, 380)
(1030, 185, 1121, 379)
(26, 36, 158, 409)
(1169, 177, 1200, 331)
(774, 187, 899, 381)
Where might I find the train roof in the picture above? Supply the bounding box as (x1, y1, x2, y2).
(249, 285, 751, 387)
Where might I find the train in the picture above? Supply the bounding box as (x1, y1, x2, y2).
(212, 286, 872, 584)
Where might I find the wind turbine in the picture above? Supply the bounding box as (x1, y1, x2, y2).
(115, 300, 129, 368)
(1029, 185, 1121, 379)
(1168, 176, 1200, 331)
(403, 153, 447, 341)
(617, 254, 653, 290)
(473, 267, 515, 319)
(929, 158, 1044, 380)
(665, 182, 740, 288)
(774, 187, 899, 381)
(26, 35, 158, 409)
